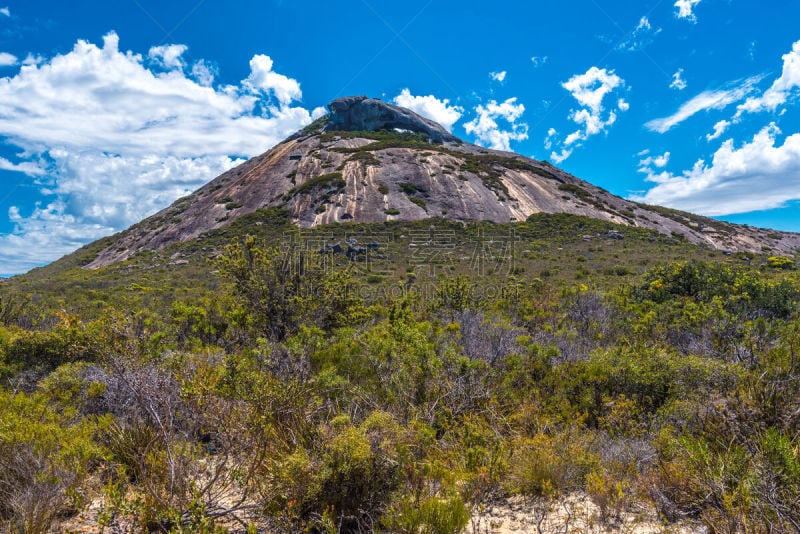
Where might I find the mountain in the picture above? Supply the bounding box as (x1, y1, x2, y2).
(84, 96, 800, 269)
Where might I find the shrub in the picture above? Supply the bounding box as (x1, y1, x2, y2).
(505, 428, 598, 498)
(382, 495, 470, 534)
(767, 255, 794, 270)
(558, 183, 591, 198)
(263, 412, 405, 532)
(409, 196, 427, 210)
(399, 182, 419, 195)
(0, 389, 107, 533)
(216, 237, 364, 341)
(291, 172, 345, 196)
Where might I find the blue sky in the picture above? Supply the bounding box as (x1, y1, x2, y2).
(1, 0, 800, 275)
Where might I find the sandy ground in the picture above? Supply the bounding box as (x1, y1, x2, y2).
(60, 491, 706, 533)
(466, 493, 707, 534)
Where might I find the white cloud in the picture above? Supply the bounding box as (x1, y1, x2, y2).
(546, 67, 626, 162)
(490, 70, 507, 82)
(148, 44, 188, 70)
(706, 119, 730, 141)
(674, 0, 702, 22)
(21, 53, 43, 66)
(311, 106, 328, 120)
(0, 156, 44, 175)
(736, 39, 800, 117)
(632, 123, 800, 215)
(670, 68, 687, 90)
(463, 98, 528, 151)
(563, 67, 623, 113)
(551, 148, 572, 164)
(0, 32, 316, 274)
(617, 16, 661, 52)
(638, 151, 670, 171)
(544, 128, 557, 150)
(245, 54, 302, 106)
(392, 89, 464, 133)
(531, 56, 548, 68)
(0, 52, 17, 67)
(645, 76, 761, 133)
(0, 7, 9, 17)
(190, 59, 216, 87)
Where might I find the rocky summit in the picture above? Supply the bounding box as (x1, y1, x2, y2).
(325, 96, 459, 144)
(84, 96, 800, 268)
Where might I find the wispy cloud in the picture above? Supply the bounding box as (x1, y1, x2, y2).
(0, 156, 44, 175)
(706, 120, 730, 141)
(530, 56, 548, 68)
(638, 151, 670, 171)
(736, 39, 800, 117)
(617, 16, 661, 52)
(670, 68, 687, 90)
(490, 70, 507, 82)
(645, 76, 761, 133)
(0, 52, 17, 67)
(0, 7, 9, 17)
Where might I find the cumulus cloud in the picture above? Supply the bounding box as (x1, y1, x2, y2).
(736, 39, 800, 117)
(632, 123, 800, 215)
(0, 32, 316, 274)
(190, 59, 217, 87)
(245, 54, 302, 106)
(392, 89, 464, 132)
(563, 67, 624, 112)
(546, 67, 627, 162)
(674, 0, 702, 22)
(0, 7, 8, 17)
(21, 54, 43, 67)
(670, 68, 687, 90)
(490, 70, 507, 82)
(463, 98, 528, 151)
(645, 76, 761, 133)
(148, 44, 188, 70)
(0, 52, 17, 67)
(706, 119, 730, 141)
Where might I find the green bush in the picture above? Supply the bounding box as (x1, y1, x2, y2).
(0, 389, 108, 533)
(383, 495, 469, 534)
(263, 412, 406, 531)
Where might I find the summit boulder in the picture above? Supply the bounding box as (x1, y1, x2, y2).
(325, 96, 458, 143)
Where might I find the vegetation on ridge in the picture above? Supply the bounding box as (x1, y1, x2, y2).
(0, 212, 799, 532)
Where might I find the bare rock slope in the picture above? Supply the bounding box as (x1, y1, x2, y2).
(86, 97, 800, 268)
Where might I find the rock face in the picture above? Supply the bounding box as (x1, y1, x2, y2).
(326, 96, 458, 143)
(82, 96, 800, 269)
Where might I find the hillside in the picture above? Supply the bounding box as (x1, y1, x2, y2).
(76, 96, 800, 269)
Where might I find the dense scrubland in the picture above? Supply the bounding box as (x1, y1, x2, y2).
(1, 213, 799, 533)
